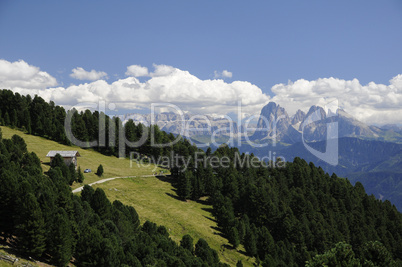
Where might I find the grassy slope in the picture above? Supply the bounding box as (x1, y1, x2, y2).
(0, 126, 164, 189)
(1, 127, 254, 266)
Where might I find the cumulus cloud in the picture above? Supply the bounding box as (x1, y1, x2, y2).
(5, 60, 268, 117)
(125, 65, 149, 77)
(214, 70, 233, 79)
(271, 76, 402, 124)
(70, 67, 108, 81)
(3, 58, 402, 125)
(150, 64, 176, 77)
(0, 59, 57, 89)
(125, 64, 176, 78)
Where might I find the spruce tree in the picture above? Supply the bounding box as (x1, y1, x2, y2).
(14, 192, 46, 258)
(4, 111, 10, 126)
(228, 227, 240, 249)
(51, 153, 65, 168)
(69, 163, 76, 185)
(180, 234, 194, 254)
(96, 164, 104, 177)
(47, 209, 73, 266)
(244, 227, 257, 257)
(178, 170, 192, 200)
(77, 166, 85, 183)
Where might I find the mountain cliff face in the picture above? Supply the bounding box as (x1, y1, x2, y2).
(252, 102, 290, 141)
(122, 102, 402, 144)
(252, 102, 396, 144)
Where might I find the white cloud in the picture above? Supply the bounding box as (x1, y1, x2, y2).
(0, 59, 57, 89)
(10, 64, 269, 118)
(125, 64, 176, 78)
(150, 64, 176, 77)
(271, 76, 402, 124)
(214, 70, 233, 79)
(125, 65, 149, 77)
(222, 70, 233, 78)
(3, 59, 402, 125)
(70, 67, 108, 81)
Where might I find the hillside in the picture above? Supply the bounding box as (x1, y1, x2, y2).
(0, 126, 164, 189)
(247, 137, 402, 210)
(172, 145, 402, 265)
(0, 126, 253, 266)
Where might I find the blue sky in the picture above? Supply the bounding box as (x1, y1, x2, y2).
(1, 0, 402, 124)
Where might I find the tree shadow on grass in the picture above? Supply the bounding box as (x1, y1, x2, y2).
(201, 207, 214, 213)
(221, 244, 234, 250)
(155, 175, 180, 190)
(155, 175, 173, 183)
(203, 215, 217, 223)
(195, 198, 211, 205)
(165, 192, 184, 201)
(211, 226, 226, 238)
(236, 249, 249, 257)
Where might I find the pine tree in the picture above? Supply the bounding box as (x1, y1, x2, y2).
(14, 192, 46, 258)
(96, 164, 104, 177)
(11, 109, 18, 127)
(68, 163, 76, 185)
(77, 166, 85, 183)
(0, 169, 18, 235)
(4, 111, 10, 126)
(228, 227, 240, 249)
(180, 234, 194, 254)
(51, 153, 65, 168)
(178, 170, 192, 200)
(195, 238, 219, 265)
(90, 188, 112, 220)
(257, 226, 275, 260)
(47, 209, 73, 266)
(244, 226, 257, 257)
(81, 184, 95, 203)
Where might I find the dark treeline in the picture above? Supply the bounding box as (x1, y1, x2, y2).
(0, 89, 199, 162)
(0, 130, 225, 266)
(173, 145, 402, 266)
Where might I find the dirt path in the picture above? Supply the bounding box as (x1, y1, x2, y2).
(72, 174, 159, 193)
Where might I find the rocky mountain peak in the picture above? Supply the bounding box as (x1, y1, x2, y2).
(291, 109, 306, 126)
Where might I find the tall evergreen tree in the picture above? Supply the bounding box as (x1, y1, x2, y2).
(178, 170, 192, 200)
(180, 234, 194, 254)
(228, 227, 240, 249)
(14, 192, 46, 258)
(47, 209, 73, 266)
(77, 166, 85, 183)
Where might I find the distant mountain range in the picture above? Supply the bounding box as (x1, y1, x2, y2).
(121, 112, 240, 137)
(122, 102, 402, 210)
(251, 102, 402, 144)
(122, 102, 402, 144)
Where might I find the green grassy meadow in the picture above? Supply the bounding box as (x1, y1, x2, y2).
(0, 126, 254, 266)
(0, 126, 165, 189)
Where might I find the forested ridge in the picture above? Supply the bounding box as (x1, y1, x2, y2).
(1, 89, 402, 266)
(0, 89, 199, 161)
(173, 145, 402, 266)
(0, 130, 225, 266)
